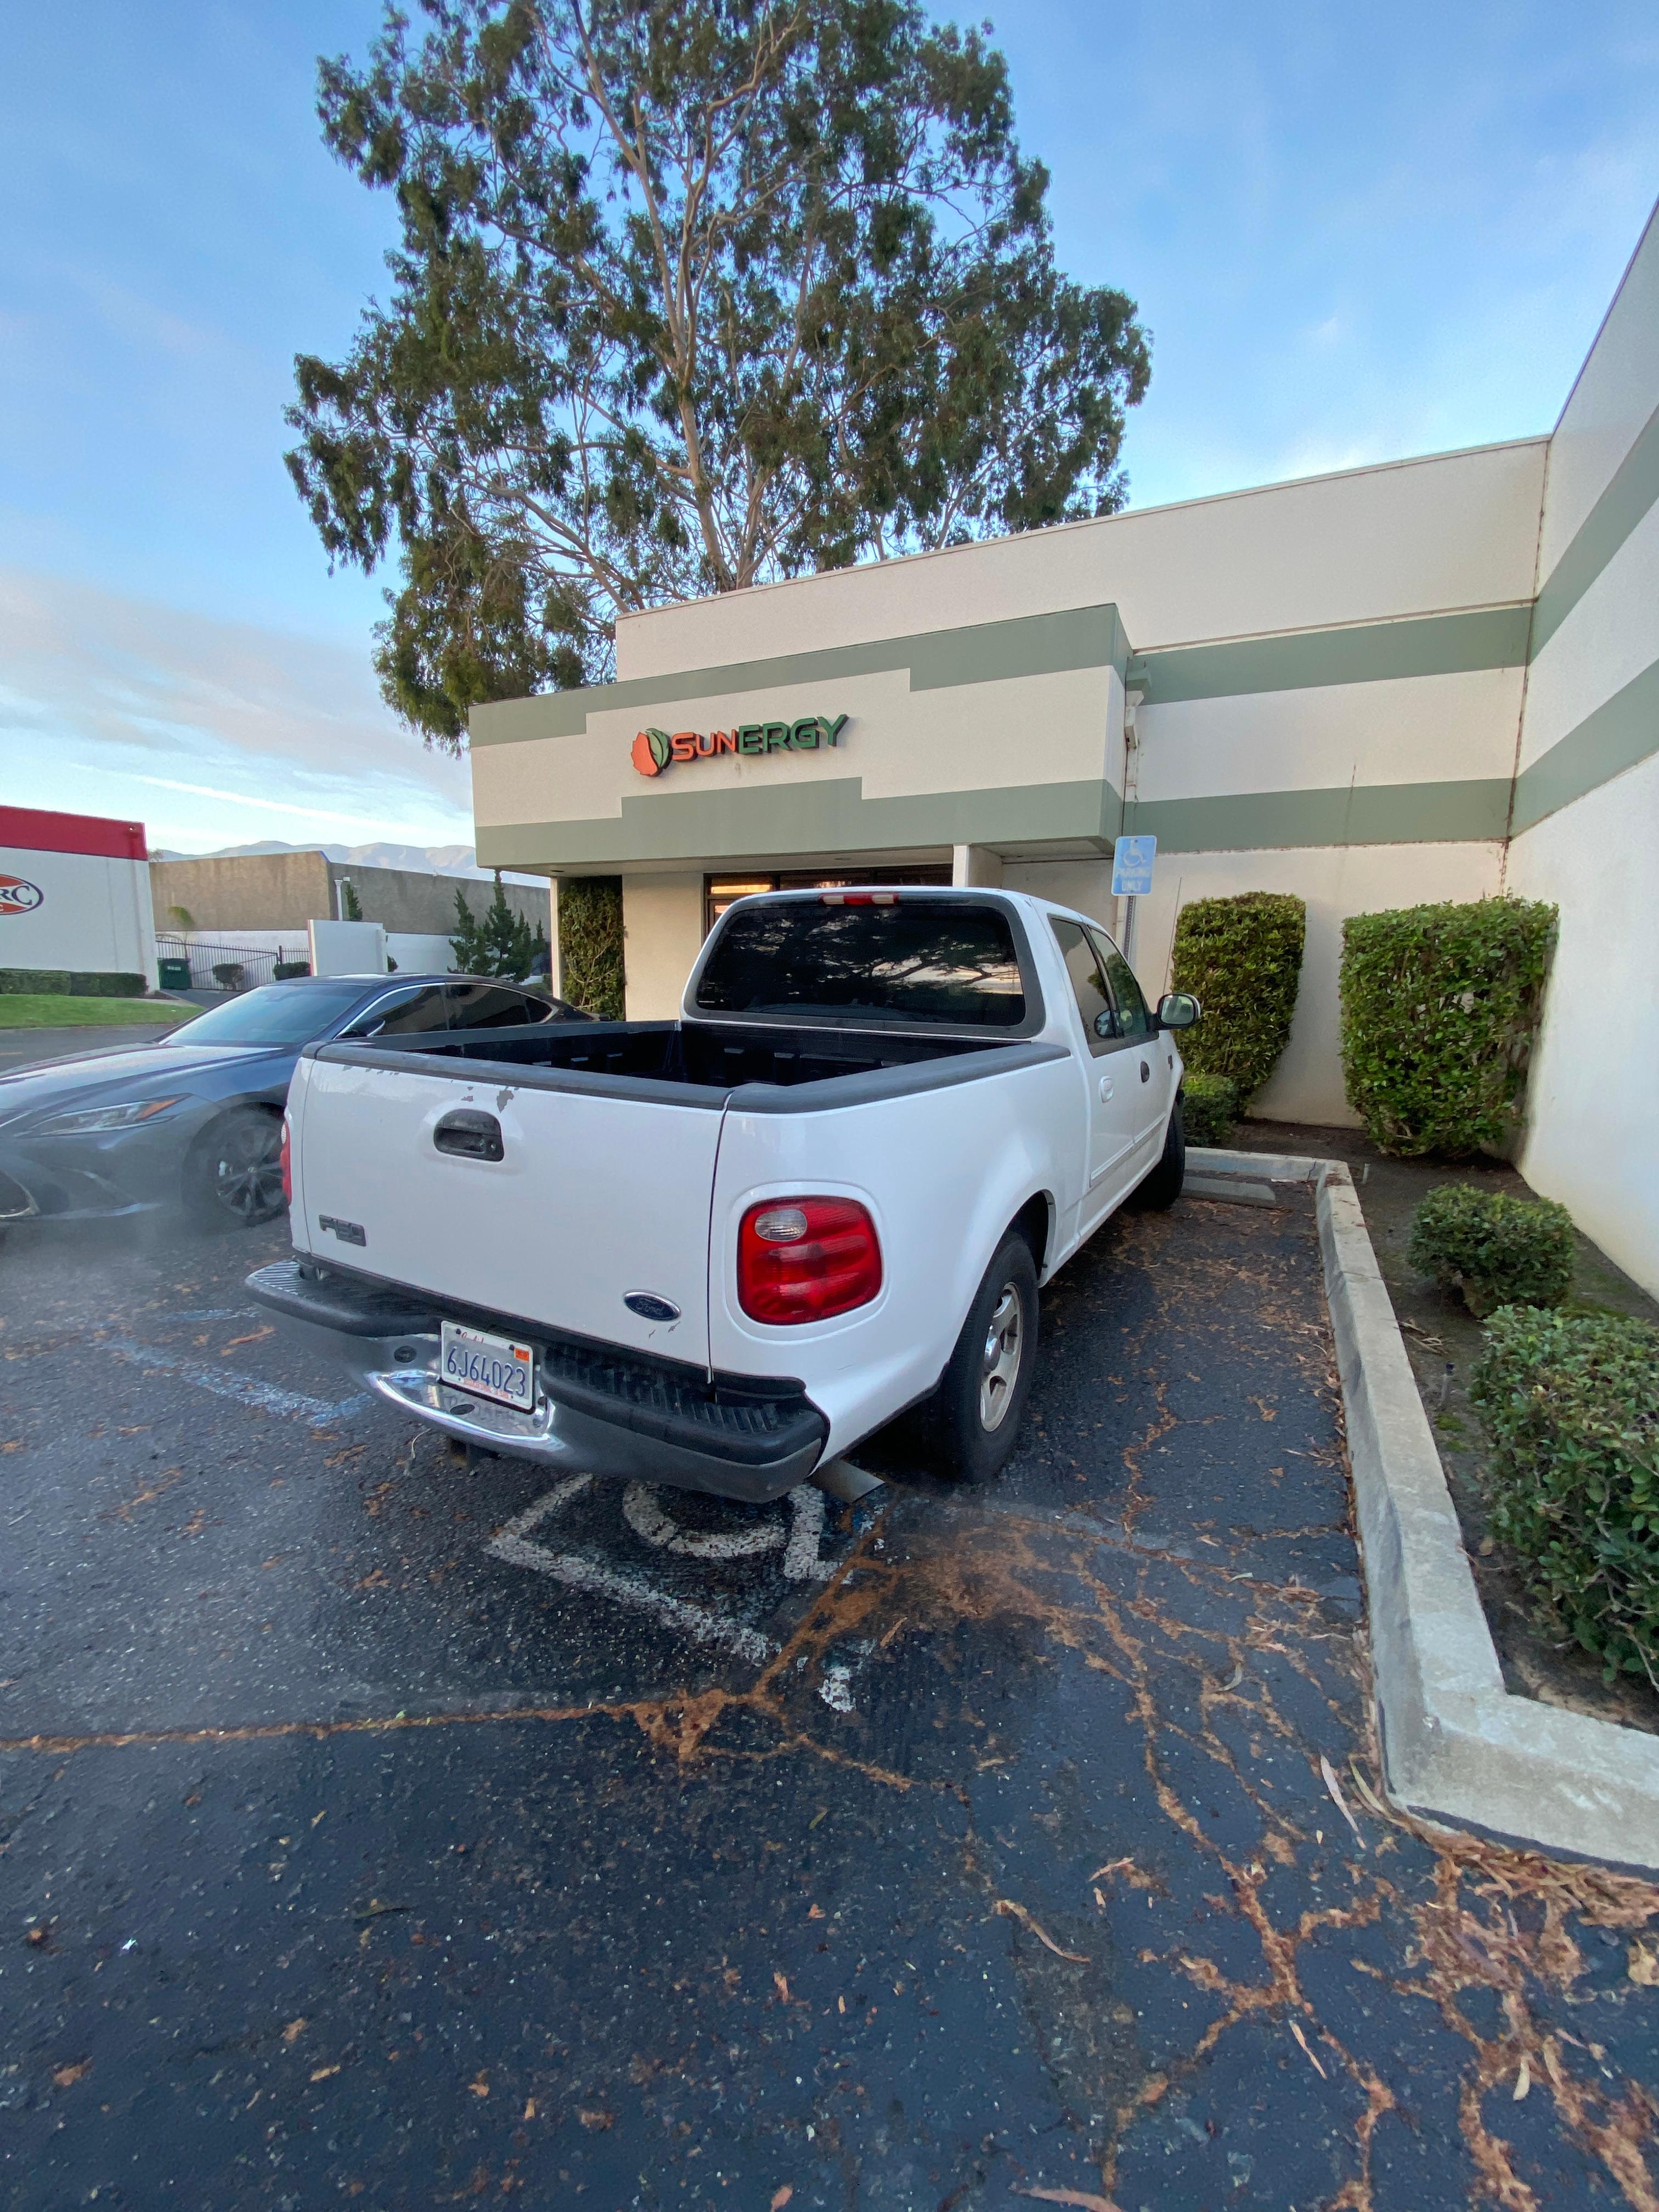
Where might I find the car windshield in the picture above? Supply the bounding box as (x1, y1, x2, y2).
(696, 899, 1026, 1026)
(165, 981, 375, 1047)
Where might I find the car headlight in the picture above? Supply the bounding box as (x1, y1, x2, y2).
(32, 1096, 187, 1136)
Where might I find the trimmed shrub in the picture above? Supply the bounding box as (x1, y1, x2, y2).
(1471, 1307, 1659, 1684)
(1408, 1183, 1575, 1317)
(558, 876, 625, 1020)
(274, 960, 311, 979)
(1181, 1073, 1239, 1147)
(1169, 893, 1306, 1103)
(0, 968, 146, 997)
(1339, 895, 1555, 1157)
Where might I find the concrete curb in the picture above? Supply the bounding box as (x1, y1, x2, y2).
(1189, 1145, 1659, 1869)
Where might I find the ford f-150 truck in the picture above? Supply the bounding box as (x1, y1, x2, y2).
(249, 889, 1198, 1497)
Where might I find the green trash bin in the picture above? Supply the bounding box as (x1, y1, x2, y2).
(158, 957, 192, 991)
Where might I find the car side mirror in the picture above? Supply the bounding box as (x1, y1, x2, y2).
(1093, 1009, 1119, 1040)
(1157, 992, 1200, 1031)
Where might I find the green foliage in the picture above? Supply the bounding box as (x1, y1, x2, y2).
(285, 0, 1151, 744)
(212, 962, 247, 990)
(0, 995, 189, 1030)
(1169, 893, 1306, 1103)
(1471, 1308, 1659, 1685)
(0, 968, 146, 997)
(449, 874, 545, 979)
(1180, 1073, 1239, 1147)
(1339, 896, 1555, 1158)
(274, 961, 312, 979)
(558, 877, 625, 1021)
(1408, 1182, 1576, 1318)
(339, 879, 364, 921)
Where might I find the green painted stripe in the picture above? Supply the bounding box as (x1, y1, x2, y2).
(1128, 604, 1532, 704)
(476, 776, 1124, 871)
(469, 605, 1126, 746)
(1511, 652, 1659, 834)
(1127, 778, 1513, 853)
(1531, 400, 1659, 660)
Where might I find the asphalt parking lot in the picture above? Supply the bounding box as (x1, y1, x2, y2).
(2, 1186, 1656, 2210)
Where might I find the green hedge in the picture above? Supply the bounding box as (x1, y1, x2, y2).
(1407, 1183, 1575, 1317)
(0, 967, 147, 997)
(1181, 1073, 1239, 1147)
(1471, 1307, 1659, 1684)
(1339, 896, 1555, 1157)
(1170, 893, 1306, 1103)
(558, 877, 625, 1020)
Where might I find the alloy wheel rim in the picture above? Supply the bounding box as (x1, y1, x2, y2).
(215, 1124, 284, 1221)
(979, 1283, 1023, 1431)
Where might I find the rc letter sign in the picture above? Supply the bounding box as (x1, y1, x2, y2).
(0, 875, 44, 916)
(632, 713, 849, 778)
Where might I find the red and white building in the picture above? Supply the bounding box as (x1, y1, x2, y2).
(0, 805, 157, 988)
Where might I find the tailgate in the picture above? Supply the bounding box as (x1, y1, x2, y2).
(289, 1051, 725, 1363)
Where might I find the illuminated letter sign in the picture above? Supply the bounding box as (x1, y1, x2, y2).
(631, 714, 849, 778)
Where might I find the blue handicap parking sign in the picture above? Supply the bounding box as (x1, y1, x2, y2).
(1111, 834, 1157, 897)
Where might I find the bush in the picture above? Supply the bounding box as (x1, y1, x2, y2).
(559, 877, 625, 1019)
(0, 968, 146, 997)
(1169, 893, 1306, 1104)
(1340, 896, 1555, 1157)
(450, 874, 549, 979)
(1407, 1183, 1575, 1317)
(1181, 1073, 1239, 1147)
(1471, 1307, 1659, 1684)
(212, 961, 246, 991)
(274, 960, 311, 979)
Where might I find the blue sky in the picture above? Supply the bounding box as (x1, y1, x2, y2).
(3, 1, 1657, 855)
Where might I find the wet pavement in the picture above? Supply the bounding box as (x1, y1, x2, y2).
(1, 1192, 1656, 2210)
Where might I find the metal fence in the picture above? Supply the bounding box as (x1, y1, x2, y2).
(154, 937, 309, 992)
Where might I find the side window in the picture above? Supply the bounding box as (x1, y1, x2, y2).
(1049, 919, 1116, 1058)
(1090, 931, 1152, 1041)
(446, 983, 553, 1030)
(338, 985, 450, 1039)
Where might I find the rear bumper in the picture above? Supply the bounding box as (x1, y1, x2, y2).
(246, 1260, 828, 1503)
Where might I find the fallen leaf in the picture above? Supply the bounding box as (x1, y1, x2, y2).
(310, 2064, 340, 2083)
(52, 2062, 89, 2089)
(523, 2098, 537, 2120)
(837, 1995, 846, 2016)
(1629, 1944, 1659, 1987)
(1513, 2058, 1531, 2101)
(808, 1904, 824, 1920)
(577, 2109, 614, 2132)
(281, 2019, 307, 2045)
(774, 1971, 791, 2002)
(470, 2072, 489, 2098)
(994, 1899, 1089, 1963)
(1015, 2187, 1124, 2211)
(771, 2191, 794, 2210)
(808, 1808, 827, 1830)
(1318, 1755, 1365, 1851)
(218, 1327, 273, 1353)
(1289, 2019, 1327, 2079)
(1347, 1762, 1389, 1819)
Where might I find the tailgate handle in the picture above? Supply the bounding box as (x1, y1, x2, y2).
(433, 1108, 505, 1162)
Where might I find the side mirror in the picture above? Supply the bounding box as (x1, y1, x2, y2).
(1093, 1009, 1119, 1040)
(1157, 992, 1200, 1031)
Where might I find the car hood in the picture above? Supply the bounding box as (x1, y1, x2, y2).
(0, 1041, 286, 1124)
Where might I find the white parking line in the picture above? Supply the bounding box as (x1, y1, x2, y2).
(100, 1336, 369, 1426)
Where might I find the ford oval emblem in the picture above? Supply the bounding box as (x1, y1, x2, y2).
(623, 1291, 681, 1324)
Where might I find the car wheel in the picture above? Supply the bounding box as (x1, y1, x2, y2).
(1131, 1096, 1186, 1210)
(188, 1107, 286, 1228)
(918, 1229, 1040, 1485)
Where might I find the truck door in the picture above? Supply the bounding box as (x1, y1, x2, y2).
(1049, 918, 1142, 1224)
(1088, 929, 1166, 1153)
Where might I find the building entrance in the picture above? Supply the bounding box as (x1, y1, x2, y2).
(702, 865, 952, 936)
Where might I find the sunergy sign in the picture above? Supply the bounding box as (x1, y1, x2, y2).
(631, 713, 850, 778)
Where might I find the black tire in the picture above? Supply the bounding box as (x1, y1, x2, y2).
(917, 1228, 1040, 1485)
(1131, 1095, 1187, 1210)
(187, 1107, 286, 1228)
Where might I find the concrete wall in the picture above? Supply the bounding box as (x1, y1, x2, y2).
(622, 874, 705, 1019)
(0, 845, 158, 986)
(1508, 204, 1659, 1295)
(151, 851, 551, 940)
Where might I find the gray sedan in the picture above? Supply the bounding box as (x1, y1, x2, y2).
(0, 974, 589, 1231)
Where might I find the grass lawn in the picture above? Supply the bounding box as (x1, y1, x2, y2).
(0, 995, 194, 1029)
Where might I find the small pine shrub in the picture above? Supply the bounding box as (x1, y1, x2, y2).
(1170, 893, 1306, 1104)
(558, 877, 625, 1020)
(1181, 1073, 1239, 1147)
(1471, 1307, 1659, 1684)
(1339, 896, 1555, 1157)
(1408, 1183, 1576, 1318)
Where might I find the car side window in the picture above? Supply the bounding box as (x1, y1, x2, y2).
(1089, 930, 1153, 1041)
(1049, 919, 1116, 1058)
(338, 985, 450, 1039)
(445, 983, 553, 1030)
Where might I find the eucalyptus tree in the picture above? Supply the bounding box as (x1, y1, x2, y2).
(287, 0, 1150, 746)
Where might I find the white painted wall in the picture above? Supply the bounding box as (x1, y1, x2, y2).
(308, 919, 388, 978)
(0, 846, 157, 985)
(622, 873, 704, 1019)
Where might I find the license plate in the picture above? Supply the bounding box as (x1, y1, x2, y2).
(439, 1321, 535, 1412)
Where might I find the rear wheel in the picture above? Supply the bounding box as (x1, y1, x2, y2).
(917, 1229, 1040, 1485)
(188, 1107, 285, 1228)
(1131, 1096, 1186, 1210)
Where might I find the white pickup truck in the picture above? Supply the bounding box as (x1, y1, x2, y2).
(249, 889, 1198, 1496)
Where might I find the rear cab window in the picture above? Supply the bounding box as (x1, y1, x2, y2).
(695, 896, 1029, 1029)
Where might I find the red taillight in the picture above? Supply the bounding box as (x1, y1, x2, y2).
(279, 1115, 292, 1207)
(737, 1197, 882, 1324)
(819, 890, 896, 906)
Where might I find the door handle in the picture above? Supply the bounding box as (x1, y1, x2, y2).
(1139, 1058, 1151, 1083)
(433, 1108, 505, 1161)
(1098, 1075, 1114, 1102)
